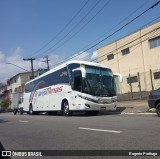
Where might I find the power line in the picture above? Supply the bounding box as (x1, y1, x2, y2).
(41, 56, 50, 70)
(109, 32, 160, 69)
(95, 26, 160, 64)
(6, 62, 29, 72)
(97, 31, 160, 79)
(44, 0, 112, 56)
(83, 0, 160, 52)
(54, 0, 154, 63)
(32, 0, 90, 57)
(23, 58, 36, 79)
(33, 0, 103, 58)
(49, 23, 160, 68)
(49, 1, 160, 68)
(78, 0, 151, 51)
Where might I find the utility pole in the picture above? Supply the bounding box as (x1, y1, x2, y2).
(42, 56, 50, 70)
(23, 58, 36, 79)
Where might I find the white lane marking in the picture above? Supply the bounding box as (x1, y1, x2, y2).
(79, 127, 122, 133)
(19, 120, 29, 123)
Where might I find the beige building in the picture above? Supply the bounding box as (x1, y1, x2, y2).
(98, 21, 160, 99)
(7, 72, 38, 107)
(7, 72, 38, 94)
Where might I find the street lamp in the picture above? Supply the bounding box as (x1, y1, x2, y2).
(6, 62, 29, 72)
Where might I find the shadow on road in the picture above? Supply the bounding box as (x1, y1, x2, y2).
(0, 119, 9, 123)
(44, 107, 127, 117)
(15, 106, 128, 117)
(98, 107, 127, 116)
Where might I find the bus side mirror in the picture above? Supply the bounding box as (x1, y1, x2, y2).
(113, 73, 122, 82)
(72, 67, 86, 78)
(113, 73, 122, 94)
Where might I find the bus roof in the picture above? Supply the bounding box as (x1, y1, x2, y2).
(25, 60, 110, 84)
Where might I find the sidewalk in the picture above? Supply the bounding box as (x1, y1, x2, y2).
(116, 100, 156, 114)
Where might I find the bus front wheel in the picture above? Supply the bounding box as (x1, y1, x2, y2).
(62, 101, 70, 116)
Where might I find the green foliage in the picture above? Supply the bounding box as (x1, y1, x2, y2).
(0, 99, 10, 111)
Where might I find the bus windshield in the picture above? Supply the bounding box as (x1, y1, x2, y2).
(84, 66, 116, 97)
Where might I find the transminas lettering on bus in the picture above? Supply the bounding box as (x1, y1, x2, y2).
(35, 86, 63, 97)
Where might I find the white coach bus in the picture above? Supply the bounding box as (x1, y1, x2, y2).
(22, 60, 118, 116)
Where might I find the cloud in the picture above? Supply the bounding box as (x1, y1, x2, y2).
(39, 51, 97, 69)
(48, 51, 93, 69)
(91, 51, 98, 62)
(69, 51, 91, 61)
(6, 47, 23, 62)
(50, 54, 64, 63)
(0, 48, 98, 83)
(0, 47, 30, 83)
(50, 54, 64, 67)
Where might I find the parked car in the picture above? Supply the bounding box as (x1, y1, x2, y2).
(148, 88, 160, 117)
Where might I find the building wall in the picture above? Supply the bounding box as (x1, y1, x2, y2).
(98, 21, 160, 96)
(6, 71, 38, 108)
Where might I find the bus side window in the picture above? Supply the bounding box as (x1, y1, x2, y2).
(72, 71, 82, 92)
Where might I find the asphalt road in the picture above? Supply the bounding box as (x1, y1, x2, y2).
(0, 112, 160, 159)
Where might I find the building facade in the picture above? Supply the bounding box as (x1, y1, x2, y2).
(7, 71, 38, 108)
(98, 21, 160, 100)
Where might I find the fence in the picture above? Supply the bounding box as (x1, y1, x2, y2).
(117, 68, 160, 101)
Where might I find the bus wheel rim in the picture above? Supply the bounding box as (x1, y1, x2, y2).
(64, 102, 69, 115)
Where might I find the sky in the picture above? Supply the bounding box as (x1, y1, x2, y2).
(0, 0, 160, 83)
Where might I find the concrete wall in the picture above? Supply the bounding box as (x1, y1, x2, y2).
(98, 21, 160, 94)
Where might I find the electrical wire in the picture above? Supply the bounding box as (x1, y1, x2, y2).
(49, 1, 160, 68)
(31, 0, 90, 57)
(95, 25, 160, 63)
(97, 28, 160, 64)
(33, 0, 102, 58)
(84, 0, 160, 52)
(40, 0, 112, 56)
(79, 0, 151, 51)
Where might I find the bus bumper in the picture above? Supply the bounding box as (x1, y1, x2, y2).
(83, 101, 117, 111)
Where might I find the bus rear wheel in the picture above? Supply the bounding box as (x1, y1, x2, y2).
(29, 105, 34, 115)
(20, 108, 23, 115)
(13, 109, 17, 115)
(62, 101, 70, 116)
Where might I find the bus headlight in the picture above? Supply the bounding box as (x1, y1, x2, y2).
(78, 95, 98, 103)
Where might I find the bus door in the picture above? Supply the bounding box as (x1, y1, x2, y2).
(71, 70, 84, 110)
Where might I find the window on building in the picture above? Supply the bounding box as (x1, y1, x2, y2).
(107, 54, 114, 60)
(15, 88, 17, 92)
(29, 76, 35, 80)
(149, 36, 160, 49)
(154, 71, 160, 80)
(121, 48, 130, 55)
(127, 76, 138, 84)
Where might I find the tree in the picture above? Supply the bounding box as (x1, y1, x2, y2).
(0, 99, 10, 111)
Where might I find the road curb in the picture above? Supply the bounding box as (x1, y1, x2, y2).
(121, 112, 156, 115)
